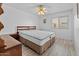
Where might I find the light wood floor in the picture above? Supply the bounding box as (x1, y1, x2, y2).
(22, 38, 76, 56)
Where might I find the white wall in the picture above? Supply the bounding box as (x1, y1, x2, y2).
(0, 3, 74, 41)
(0, 4, 39, 35)
(73, 4, 79, 55)
(39, 9, 74, 40)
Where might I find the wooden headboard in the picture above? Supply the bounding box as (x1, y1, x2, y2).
(17, 26, 36, 32)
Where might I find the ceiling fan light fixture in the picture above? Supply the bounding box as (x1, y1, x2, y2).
(36, 5, 47, 16)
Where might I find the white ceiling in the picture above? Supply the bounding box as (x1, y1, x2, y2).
(5, 3, 75, 15)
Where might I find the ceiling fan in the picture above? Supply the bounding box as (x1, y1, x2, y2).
(36, 5, 47, 16)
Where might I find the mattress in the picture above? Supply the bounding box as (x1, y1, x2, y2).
(19, 30, 55, 46)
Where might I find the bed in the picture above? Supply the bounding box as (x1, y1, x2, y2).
(17, 26, 55, 55)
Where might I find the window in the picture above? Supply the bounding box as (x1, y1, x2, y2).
(52, 16, 68, 29)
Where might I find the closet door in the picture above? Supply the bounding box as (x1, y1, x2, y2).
(0, 3, 4, 15)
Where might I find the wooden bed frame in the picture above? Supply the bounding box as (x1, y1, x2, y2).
(17, 26, 55, 55)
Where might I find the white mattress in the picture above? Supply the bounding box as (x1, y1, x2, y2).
(19, 30, 55, 46)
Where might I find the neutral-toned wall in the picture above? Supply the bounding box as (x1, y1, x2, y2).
(0, 3, 74, 41)
(73, 4, 79, 55)
(0, 4, 39, 35)
(39, 9, 74, 40)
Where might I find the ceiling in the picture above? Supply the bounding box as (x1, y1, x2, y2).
(5, 3, 75, 15)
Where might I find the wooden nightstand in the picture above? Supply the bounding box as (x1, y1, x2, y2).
(0, 35, 22, 56)
(10, 33, 20, 41)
